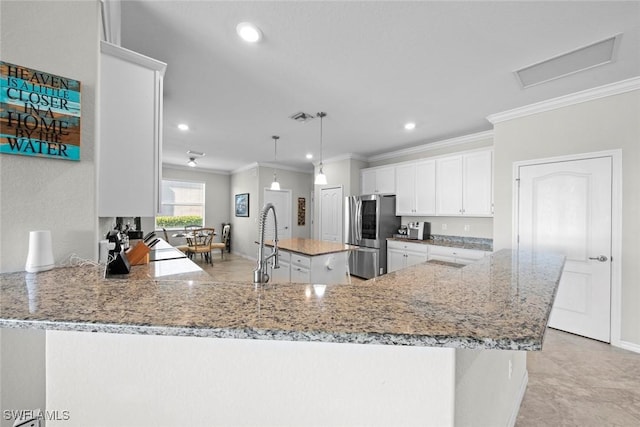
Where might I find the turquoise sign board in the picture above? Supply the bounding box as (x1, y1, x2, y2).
(0, 61, 81, 161)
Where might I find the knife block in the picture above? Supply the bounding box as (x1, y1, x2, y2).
(125, 241, 150, 266)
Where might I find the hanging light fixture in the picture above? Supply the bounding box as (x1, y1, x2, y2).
(187, 157, 197, 167)
(314, 112, 327, 185)
(270, 135, 281, 190)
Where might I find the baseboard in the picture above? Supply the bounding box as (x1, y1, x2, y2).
(614, 340, 640, 354)
(507, 369, 529, 427)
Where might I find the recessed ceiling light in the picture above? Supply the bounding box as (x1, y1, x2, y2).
(236, 22, 262, 43)
(178, 123, 189, 131)
(404, 122, 416, 130)
(306, 153, 313, 160)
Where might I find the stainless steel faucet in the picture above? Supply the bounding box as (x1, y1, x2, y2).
(253, 203, 279, 285)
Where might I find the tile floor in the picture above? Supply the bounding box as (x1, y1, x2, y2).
(199, 252, 640, 426)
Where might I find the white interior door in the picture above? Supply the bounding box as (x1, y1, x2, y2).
(320, 187, 343, 242)
(517, 156, 612, 342)
(264, 188, 292, 241)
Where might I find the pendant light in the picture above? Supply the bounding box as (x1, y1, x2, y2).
(314, 112, 327, 185)
(270, 135, 281, 190)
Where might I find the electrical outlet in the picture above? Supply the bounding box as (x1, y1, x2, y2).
(442, 223, 447, 230)
(464, 224, 470, 232)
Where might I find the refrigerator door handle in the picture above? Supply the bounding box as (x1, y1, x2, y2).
(356, 199, 362, 242)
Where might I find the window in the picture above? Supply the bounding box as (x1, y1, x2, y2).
(156, 179, 205, 229)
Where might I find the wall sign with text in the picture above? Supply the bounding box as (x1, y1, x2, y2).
(0, 61, 81, 161)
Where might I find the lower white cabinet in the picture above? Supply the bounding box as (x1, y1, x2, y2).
(271, 250, 350, 284)
(387, 240, 429, 273)
(387, 240, 491, 272)
(270, 250, 291, 283)
(427, 245, 487, 265)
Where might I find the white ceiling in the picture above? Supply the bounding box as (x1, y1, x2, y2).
(120, 1, 640, 173)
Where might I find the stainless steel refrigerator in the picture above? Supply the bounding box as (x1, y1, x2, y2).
(344, 194, 400, 279)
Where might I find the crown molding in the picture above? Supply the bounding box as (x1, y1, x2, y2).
(487, 76, 640, 124)
(163, 163, 230, 175)
(313, 153, 369, 167)
(231, 162, 259, 174)
(258, 162, 313, 174)
(101, 41, 167, 76)
(367, 130, 494, 162)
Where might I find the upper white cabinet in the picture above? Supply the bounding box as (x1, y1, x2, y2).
(436, 149, 493, 217)
(395, 160, 436, 216)
(361, 166, 395, 195)
(98, 42, 166, 217)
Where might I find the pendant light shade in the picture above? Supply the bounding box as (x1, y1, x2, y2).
(314, 112, 327, 185)
(270, 135, 280, 190)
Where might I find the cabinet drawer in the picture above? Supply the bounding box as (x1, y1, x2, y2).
(277, 250, 291, 263)
(291, 266, 310, 283)
(387, 240, 429, 254)
(291, 254, 311, 269)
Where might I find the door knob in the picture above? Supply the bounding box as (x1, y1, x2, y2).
(588, 255, 608, 262)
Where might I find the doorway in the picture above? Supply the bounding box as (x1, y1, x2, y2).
(515, 152, 620, 343)
(320, 186, 343, 242)
(264, 188, 292, 241)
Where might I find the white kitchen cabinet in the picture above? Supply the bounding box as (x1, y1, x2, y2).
(435, 149, 493, 217)
(276, 250, 350, 284)
(427, 245, 488, 265)
(395, 160, 436, 216)
(270, 250, 291, 283)
(387, 240, 429, 273)
(290, 253, 312, 283)
(361, 166, 395, 195)
(98, 41, 166, 217)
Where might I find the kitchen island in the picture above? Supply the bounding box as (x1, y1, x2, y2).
(0, 249, 564, 426)
(265, 237, 357, 284)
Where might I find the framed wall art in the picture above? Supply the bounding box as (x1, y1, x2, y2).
(235, 193, 249, 217)
(0, 61, 82, 161)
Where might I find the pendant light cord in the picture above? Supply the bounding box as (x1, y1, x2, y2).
(317, 112, 326, 168)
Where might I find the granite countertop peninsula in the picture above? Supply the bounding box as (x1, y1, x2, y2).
(266, 238, 358, 256)
(0, 249, 564, 351)
(389, 234, 494, 252)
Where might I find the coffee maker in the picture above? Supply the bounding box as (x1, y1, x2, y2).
(106, 230, 131, 274)
(407, 222, 431, 240)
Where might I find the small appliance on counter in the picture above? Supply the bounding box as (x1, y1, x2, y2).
(407, 222, 431, 240)
(106, 230, 131, 275)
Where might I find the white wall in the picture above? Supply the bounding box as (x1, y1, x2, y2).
(46, 330, 457, 427)
(0, 329, 47, 427)
(493, 89, 640, 346)
(230, 166, 259, 259)
(455, 349, 526, 426)
(0, 0, 100, 273)
(0, 1, 100, 423)
(161, 166, 231, 245)
(258, 166, 312, 239)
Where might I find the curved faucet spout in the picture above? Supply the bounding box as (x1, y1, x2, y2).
(253, 203, 279, 285)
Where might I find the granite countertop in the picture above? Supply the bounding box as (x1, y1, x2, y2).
(0, 250, 564, 350)
(0, 249, 564, 350)
(388, 235, 494, 252)
(266, 238, 358, 256)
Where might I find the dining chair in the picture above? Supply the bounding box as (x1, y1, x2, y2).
(210, 224, 230, 260)
(162, 227, 189, 253)
(186, 227, 215, 264)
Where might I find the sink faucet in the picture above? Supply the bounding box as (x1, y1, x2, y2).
(254, 203, 279, 285)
